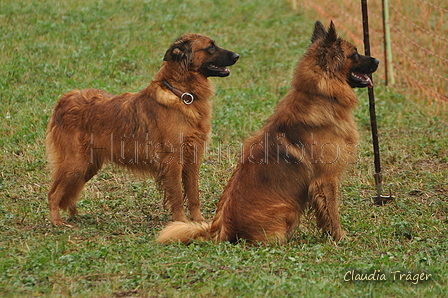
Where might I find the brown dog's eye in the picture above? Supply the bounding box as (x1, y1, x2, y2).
(206, 44, 216, 54)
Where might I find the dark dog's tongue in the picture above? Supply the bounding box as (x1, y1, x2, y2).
(354, 72, 374, 88)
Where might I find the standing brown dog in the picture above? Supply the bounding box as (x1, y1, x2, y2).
(158, 21, 379, 244)
(46, 34, 239, 225)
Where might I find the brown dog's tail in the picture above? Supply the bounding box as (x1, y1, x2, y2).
(157, 221, 212, 244)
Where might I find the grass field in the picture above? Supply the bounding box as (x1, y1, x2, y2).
(1, 0, 447, 297)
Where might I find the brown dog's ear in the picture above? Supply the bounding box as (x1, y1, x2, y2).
(311, 21, 327, 43)
(163, 41, 192, 62)
(324, 21, 338, 44)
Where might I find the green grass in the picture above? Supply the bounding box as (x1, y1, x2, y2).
(1, 0, 447, 297)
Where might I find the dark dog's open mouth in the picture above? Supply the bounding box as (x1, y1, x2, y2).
(348, 56, 379, 88)
(350, 72, 373, 88)
(206, 63, 231, 77)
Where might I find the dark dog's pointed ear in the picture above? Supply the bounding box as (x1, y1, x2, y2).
(324, 21, 338, 44)
(311, 21, 327, 43)
(163, 42, 192, 62)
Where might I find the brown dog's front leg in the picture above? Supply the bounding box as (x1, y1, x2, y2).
(161, 165, 189, 222)
(182, 162, 205, 222)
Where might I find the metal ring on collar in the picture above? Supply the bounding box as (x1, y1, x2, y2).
(181, 93, 194, 105)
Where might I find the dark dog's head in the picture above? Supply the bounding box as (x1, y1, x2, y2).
(311, 21, 379, 88)
(164, 33, 239, 77)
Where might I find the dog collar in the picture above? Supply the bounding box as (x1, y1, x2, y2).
(162, 80, 194, 105)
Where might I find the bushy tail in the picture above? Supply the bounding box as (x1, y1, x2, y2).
(157, 221, 212, 244)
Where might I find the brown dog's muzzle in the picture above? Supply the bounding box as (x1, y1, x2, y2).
(202, 48, 239, 77)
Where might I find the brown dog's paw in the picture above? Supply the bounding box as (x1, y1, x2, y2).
(339, 230, 350, 241)
(50, 218, 64, 226)
(190, 213, 205, 222)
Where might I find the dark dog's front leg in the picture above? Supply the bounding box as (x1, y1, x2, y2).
(309, 178, 343, 241)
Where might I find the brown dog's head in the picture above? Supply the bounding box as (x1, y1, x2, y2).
(164, 33, 239, 77)
(311, 21, 379, 88)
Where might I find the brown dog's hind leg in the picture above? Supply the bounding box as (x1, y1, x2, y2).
(309, 178, 343, 241)
(48, 170, 85, 225)
(48, 186, 64, 225)
(48, 162, 101, 225)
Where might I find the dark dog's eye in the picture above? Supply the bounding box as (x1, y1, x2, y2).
(349, 52, 359, 61)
